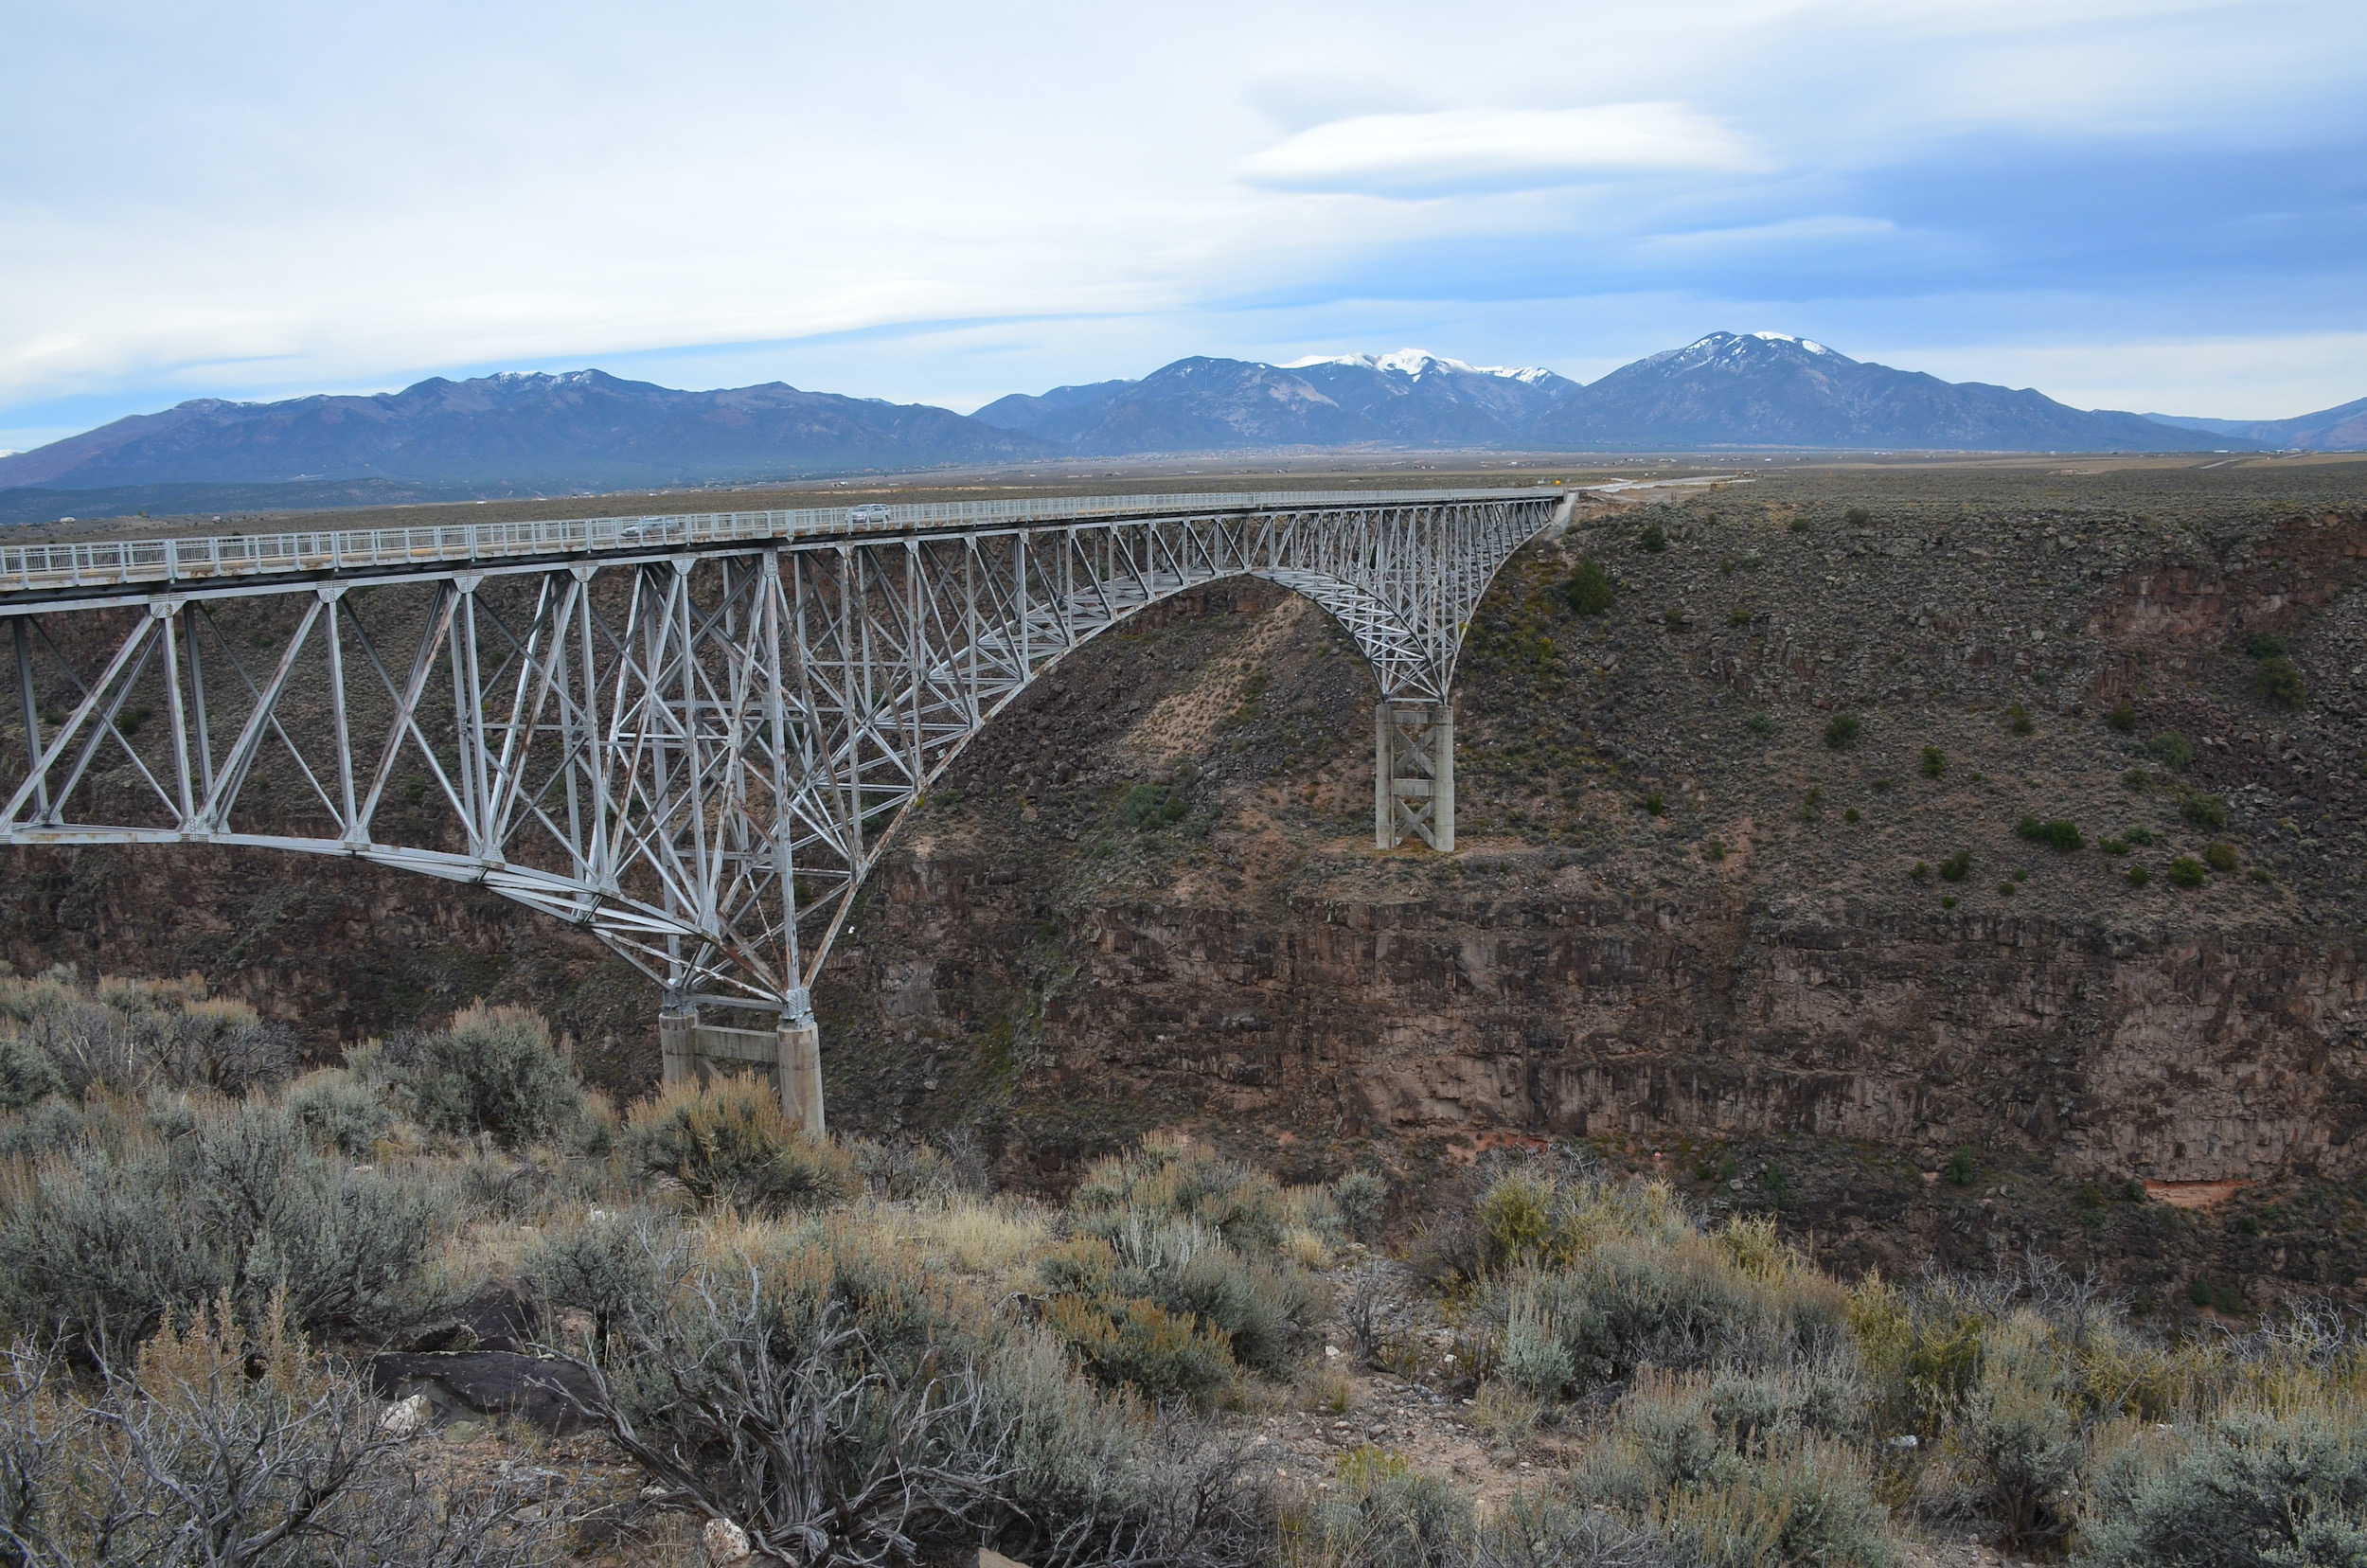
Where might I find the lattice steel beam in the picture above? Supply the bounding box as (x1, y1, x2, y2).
(0, 490, 1567, 1126)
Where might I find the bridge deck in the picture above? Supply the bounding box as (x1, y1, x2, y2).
(0, 485, 1560, 601)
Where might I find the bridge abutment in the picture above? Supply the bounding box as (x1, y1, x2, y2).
(1375, 698, 1454, 851)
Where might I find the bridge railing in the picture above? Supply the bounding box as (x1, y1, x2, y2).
(0, 486, 1557, 595)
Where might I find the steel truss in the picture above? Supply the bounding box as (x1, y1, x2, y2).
(0, 491, 1560, 1088)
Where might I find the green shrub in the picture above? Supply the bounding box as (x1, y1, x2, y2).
(1920, 746, 1946, 778)
(1747, 711, 1774, 739)
(2179, 792, 2229, 830)
(571, 1242, 1270, 1568)
(1562, 560, 1615, 615)
(1642, 792, 1666, 816)
(624, 1076, 853, 1213)
(1844, 507, 1872, 526)
(2243, 632, 2288, 659)
(2107, 700, 2137, 733)
(1582, 1376, 1895, 1567)
(1925, 1362, 2081, 1553)
(0, 1312, 574, 1567)
(1824, 714, 1862, 750)
(1043, 1292, 1236, 1406)
(2125, 826, 2158, 846)
(1513, 1224, 1847, 1384)
(2255, 654, 2306, 710)
(2166, 856, 2208, 889)
(1639, 523, 1668, 553)
(525, 1211, 688, 1355)
(2145, 733, 2195, 772)
(1118, 780, 1189, 829)
(1939, 850, 1973, 882)
(845, 1134, 963, 1200)
(0, 1035, 64, 1113)
(390, 1005, 583, 1149)
(2127, 864, 2153, 887)
(1041, 1213, 1318, 1387)
(2076, 1407, 2367, 1567)
(1789, 516, 1811, 534)
(2006, 704, 2035, 736)
(1307, 1448, 1473, 1568)
(1728, 606, 1753, 627)
(1499, 1281, 1578, 1400)
(2203, 842, 2238, 873)
(2016, 817, 2085, 853)
(1944, 1149, 1978, 1186)
(1331, 1170, 1388, 1243)
(0, 1099, 449, 1351)
(1069, 1132, 1297, 1257)
(284, 1067, 392, 1156)
(2097, 837, 2129, 855)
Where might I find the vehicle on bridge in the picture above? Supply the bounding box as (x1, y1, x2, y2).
(846, 504, 893, 526)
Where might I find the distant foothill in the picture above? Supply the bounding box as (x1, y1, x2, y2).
(1, 332, 2358, 508)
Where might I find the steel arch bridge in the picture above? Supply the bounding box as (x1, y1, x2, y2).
(0, 486, 1566, 1128)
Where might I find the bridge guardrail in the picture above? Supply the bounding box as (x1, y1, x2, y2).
(0, 486, 1558, 595)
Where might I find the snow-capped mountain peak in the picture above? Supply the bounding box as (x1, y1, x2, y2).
(1280, 348, 1557, 383)
(1748, 330, 1834, 355)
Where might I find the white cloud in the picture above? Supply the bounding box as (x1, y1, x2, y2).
(1237, 104, 1768, 195)
(0, 0, 2358, 427)
(1639, 215, 1901, 253)
(1892, 331, 2367, 419)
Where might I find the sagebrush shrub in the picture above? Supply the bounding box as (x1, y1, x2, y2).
(1306, 1447, 1473, 1568)
(524, 1209, 686, 1354)
(624, 1074, 852, 1212)
(0, 1033, 63, 1112)
(568, 1238, 1272, 1568)
(1070, 1133, 1296, 1257)
(1050, 1209, 1322, 1380)
(2075, 1406, 2367, 1566)
(285, 1067, 393, 1155)
(1043, 1292, 1236, 1405)
(0, 1303, 576, 1565)
(391, 1005, 584, 1149)
(1331, 1169, 1388, 1243)
(0, 1098, 449, 1350)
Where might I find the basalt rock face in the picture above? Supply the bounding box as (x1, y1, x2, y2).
(830, 835, 2367, 1187)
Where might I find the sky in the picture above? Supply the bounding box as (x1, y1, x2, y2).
(3, 0, 2363, 453)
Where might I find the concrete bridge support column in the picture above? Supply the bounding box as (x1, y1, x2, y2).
(658, 997, 695, 1087)
(1375, 698, 1454, 851)
(776, 1015, 827, 1140)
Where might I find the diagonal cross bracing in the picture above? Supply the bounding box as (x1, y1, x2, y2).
(0, 490, 1565, 1023)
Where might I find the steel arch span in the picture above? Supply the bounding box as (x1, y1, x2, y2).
(0, 487, 1566, 1127)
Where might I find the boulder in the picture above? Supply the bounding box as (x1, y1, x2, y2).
(365, 1351, 599, 1434)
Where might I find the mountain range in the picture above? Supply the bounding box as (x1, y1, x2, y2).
(6, 333, 2357, 503)
(0, 370, 1041, 492)
(2140, 396, 2367, 454)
